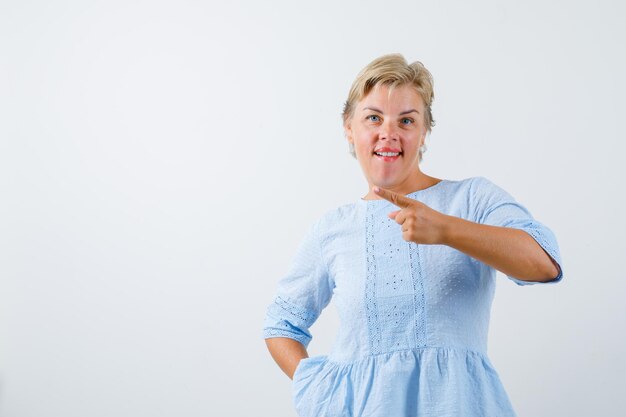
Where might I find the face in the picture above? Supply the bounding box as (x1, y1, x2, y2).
(344, 84, 428, 191)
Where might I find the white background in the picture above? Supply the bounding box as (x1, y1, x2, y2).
(1, 0, 624, 416)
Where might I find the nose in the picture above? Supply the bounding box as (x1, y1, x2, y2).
(379, 119, 399, 141)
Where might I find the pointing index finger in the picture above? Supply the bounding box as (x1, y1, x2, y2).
(373, 186, 414, 208)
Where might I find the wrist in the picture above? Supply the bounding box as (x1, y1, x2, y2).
(439, 214, 461, 246)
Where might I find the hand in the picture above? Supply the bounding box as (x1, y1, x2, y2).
(373, 186, 451, 245)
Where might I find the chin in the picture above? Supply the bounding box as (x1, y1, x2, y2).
(373, 177, 398, 189)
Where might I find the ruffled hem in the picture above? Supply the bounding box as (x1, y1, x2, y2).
(292, 347, 517, 417)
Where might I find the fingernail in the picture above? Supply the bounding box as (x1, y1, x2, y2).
(373, 186, 380, 193)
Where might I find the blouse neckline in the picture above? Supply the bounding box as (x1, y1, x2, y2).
(357, 179, 449, 206)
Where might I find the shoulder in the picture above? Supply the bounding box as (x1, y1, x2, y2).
(439, 176, 516, 218)
(465, 175, 497, 191)
(316, 202, 358, 227)
(467, 175, 515, 200)
(446, 175, 513, 201)
(433, 176, 494, 200)
(304, 202, 360, 241)
(432, 176, 488, 192)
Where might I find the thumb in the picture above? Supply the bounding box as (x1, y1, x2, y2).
(388, 210, 400, 220)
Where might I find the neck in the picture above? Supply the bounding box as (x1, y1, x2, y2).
(362, 172, 439, 200)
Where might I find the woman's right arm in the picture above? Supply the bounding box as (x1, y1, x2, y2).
(265, 337, 308, 380)
(262, 219, 334, 378)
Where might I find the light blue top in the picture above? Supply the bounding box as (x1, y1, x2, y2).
(262, 176, 564, 417)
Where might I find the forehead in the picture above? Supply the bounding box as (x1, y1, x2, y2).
(359, 84, 425, 111)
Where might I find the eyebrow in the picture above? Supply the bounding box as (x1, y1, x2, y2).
(363, 106, 420, 115)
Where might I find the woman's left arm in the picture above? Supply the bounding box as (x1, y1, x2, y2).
(440, 215, 561, 282)
(372, 183, 562, 284)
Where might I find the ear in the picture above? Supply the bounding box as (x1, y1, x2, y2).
(344, 121, 353, 144)
(420, 129, 428, 146)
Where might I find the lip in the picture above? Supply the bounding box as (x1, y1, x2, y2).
(374, 153, 401, 163)
(373, 147, 402, 162)
(375, 154, 400, 162)
(374, 147, 402, 153)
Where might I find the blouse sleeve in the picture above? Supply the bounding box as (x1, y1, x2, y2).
(470, 176, 564, 286)
(262, 218, 334, 348)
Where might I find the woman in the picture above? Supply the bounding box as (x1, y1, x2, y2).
(262, 53, 563, 417)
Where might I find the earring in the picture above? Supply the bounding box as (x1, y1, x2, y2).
(419, 144, 428, 154)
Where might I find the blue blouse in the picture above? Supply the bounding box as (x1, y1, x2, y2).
(262, 176, 564, 417)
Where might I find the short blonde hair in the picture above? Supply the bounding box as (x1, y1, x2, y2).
(343, 53, 435, 161)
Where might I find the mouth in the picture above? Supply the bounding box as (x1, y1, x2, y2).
(373, 150, 402, 162)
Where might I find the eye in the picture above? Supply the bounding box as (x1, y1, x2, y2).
(366, 114, 381, 122)
(400, 118, 414, 125)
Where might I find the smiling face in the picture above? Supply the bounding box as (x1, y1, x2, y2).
(344, 83, 428, 196)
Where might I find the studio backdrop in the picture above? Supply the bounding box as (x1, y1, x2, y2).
(1, 0, 624, 416)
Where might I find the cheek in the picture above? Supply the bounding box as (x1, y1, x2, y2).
(353, 133, 376, 148)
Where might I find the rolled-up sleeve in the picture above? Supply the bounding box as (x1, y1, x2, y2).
(262, 218, 334, 348)
(471, 176, 564, 286)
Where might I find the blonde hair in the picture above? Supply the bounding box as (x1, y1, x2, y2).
(343, 53, 435, 161)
